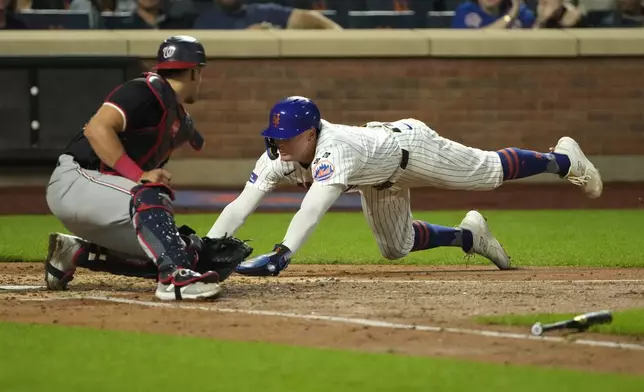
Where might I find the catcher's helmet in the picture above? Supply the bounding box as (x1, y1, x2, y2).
(155, 35, 206, 70)
(261, 96, 321, 160)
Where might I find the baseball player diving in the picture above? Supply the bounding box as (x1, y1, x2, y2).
(207, 96, 602, 277)
(44, 35, 252, 301)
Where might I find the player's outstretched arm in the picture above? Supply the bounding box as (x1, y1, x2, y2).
(206, 186, 267, 239)
(234, 182, 344, 277)
(281, 182, 343, 253)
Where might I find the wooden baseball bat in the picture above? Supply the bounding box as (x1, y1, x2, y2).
(531, 310, 613, 336)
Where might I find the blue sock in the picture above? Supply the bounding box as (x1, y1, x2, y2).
(411, 220, 473, 253)
(496, 148, 570, 181)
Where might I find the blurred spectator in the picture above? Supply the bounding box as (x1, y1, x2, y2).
(69, 0, 132, 28)
(118, 0, 194, 28)
(70, 0, 134, 14)
(193, 0, 342, 29)
(599, 0, 643, 26)
(290, 0, 321, 8)
(451, 0, 536, 28)
(365, 0, 409, 10)
(15, 0, 68, 9)
(1, 0, 28, 28)
(534, 0, 587, 27)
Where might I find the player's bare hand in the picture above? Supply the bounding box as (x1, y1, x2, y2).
(139, 169, 172, 185)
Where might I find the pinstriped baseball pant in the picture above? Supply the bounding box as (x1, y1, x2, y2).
(360, 119, 504, 260)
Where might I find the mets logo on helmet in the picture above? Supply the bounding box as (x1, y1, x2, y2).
(313, 160, 335, 182)
(272, 113, 281, 128)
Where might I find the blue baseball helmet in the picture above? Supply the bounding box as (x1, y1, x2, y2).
(262, 96, 321, 140)
(262, 96, 321, 160)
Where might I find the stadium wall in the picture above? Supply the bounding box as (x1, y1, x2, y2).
(1, 29, 643, 187)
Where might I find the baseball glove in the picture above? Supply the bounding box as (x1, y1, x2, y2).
(178, 225, 253, 282)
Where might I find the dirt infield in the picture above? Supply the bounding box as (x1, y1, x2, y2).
(1, 263, 643, 375)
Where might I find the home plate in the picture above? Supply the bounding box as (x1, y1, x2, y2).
(0, 285, 45, 291)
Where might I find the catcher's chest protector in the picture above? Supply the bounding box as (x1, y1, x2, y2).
(120, 72, 199, 171)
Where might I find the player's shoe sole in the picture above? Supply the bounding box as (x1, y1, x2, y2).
(155, 282, 223, 301)
(459, 210, 511, 270)
(553, 136, 603, 199)
(44, 232, 81, 290)
(155, 269, 223, 301)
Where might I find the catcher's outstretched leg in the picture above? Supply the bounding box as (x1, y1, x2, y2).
(130, 183, 221, 300)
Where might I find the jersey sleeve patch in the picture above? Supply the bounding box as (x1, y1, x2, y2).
(313, 160, 335, 182)
(249, 171, 258, 184)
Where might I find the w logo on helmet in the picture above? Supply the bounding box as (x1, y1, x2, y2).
(272, 113, 281, 128)
(163, 46, 176, 59)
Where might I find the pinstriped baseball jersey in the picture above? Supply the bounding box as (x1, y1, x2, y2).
(247, 119, 404, 193)
(246, 152, 313, 192)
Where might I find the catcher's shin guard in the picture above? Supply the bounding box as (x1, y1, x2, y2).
(130, 183, 196, 276)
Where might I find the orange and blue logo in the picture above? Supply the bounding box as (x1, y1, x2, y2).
(272, 112, 281, 128)
(313, 160, 335, 182)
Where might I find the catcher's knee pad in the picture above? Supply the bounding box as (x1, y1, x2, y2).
(130, 183, 192, 271)
(130, 183, 175, 217)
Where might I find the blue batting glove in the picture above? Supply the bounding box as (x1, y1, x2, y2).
(235, 244, 291, 277)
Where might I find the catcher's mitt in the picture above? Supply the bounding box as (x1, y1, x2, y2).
(178, 225, 253, 282)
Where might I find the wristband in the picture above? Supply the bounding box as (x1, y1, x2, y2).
(114, 153, 144, 182)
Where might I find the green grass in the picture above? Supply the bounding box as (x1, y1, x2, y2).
(476, 308, 644, 337)
(0, 322, 642, 392)
(1, 210, 644, 267)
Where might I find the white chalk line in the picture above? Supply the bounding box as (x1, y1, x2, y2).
(25, 295, 641, 352)
(267, 278, 644, 285)
(0, 285, 44, 291)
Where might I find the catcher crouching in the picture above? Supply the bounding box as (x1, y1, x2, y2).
(44, 35, 252, 300)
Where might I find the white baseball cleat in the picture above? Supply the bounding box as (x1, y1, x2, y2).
(553, 136, 603, 199)
(155, 269, 223, 301)
(458, 210, 511, 270)
(44, 232, 82, 290)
